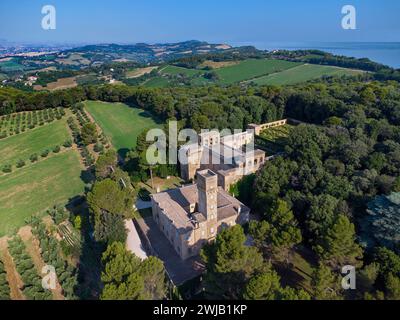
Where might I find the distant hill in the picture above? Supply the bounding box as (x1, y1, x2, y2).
(61, 40, 233, 64)
(2, 40, 398, 89)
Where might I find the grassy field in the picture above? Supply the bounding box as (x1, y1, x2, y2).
(0, 117, 70, 166)
(214, 59, 301, 84)
(0, 58, 25, 72)
(0, 151, 85, 237)
(251, 64, 364, 85)
(138, 59, 364, 88)
(160, 65, 203, 77)
(143, 76, 171, 88)
(84, 101, 162, 155)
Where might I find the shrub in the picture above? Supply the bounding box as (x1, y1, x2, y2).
(53, 145, 61, 153)
(41, 150, 49, 158)
(80, 123, 98, 145)
(29, 153, 38, 163)
(16, 159, 26, 168)
(63, 140, 73, 148)
(94, 143, 104, 153)
(2, 164, 12, 173)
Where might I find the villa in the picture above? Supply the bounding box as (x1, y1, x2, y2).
(150, 169, 250, 260)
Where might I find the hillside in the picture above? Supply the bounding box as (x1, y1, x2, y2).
(139, 59, 365, 88)
(0, 40, 233, 77)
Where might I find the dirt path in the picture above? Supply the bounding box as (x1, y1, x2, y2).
(18, 226, 65, 300)
(0, 237, 25, 300)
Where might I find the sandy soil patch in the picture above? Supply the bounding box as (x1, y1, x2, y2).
(215, 44, 232, 50)
(0, 237, 25, 300)
(113, 58, 130, 62)
(18, 226, 65, 300)
(200, 60, 239, 69)
(34, 77, 77, 91)
(126, 66, 158, 78)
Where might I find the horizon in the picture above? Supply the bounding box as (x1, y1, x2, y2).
(2, 40, 400, 47)
(1, 0, 399, 44)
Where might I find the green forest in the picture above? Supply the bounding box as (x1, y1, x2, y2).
(0, 61, 400, 300)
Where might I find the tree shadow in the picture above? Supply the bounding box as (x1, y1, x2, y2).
(80, 168, 94, 184)
(76, 202, 103, 299)
(124, 102, 164, 125)
(118, 147, 130, 160)
(63, 196, 103, 299)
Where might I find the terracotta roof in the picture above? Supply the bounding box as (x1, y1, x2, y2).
(151, 184, 249, 233)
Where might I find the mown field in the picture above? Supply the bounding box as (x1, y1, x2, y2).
(250, 64, 365, 85)
(0, 151, 85, 237)
(34, 77, 78, 91)
(143, 76, 171, 88)
(125, 66, 158, 78)
(139, 58, 365, 88)
(0, 117, 70, 166)
(84, 101, 162, 155)
(160, 65, 203, 77)
(214, 59, 301, 84)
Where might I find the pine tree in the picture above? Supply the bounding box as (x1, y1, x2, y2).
(201, 225, 263, 299)
(100, 242, 166, 300)
(243, 270, 281, 300)
(315, 214, 363, 267)
(311, 263, 341, 300)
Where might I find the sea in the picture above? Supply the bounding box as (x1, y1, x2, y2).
(231, 42, 400, 69)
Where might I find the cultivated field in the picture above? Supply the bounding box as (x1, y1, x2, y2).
(0, 117, 70, 167)
(250, 64, 364, 85)
(84, 101, 162, 155)
(160, 65, 203, 77)
(138, 59, 365, 88)
(126, 66, 158, 78)
(143, 77, 171, 88)
(34, 77, 78, 91)
(199, 60, 239, 69)
(0, 151, 85, 237)
(0, 58, 25, 72)
(214, 59, 301, 84)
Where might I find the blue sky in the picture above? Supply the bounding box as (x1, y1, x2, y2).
(0, 0, 399, 44)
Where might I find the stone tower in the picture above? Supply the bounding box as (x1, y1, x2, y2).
(197, 170, 218, 223)
(179, 144, 203, 181)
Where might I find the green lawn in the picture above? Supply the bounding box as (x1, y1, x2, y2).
(256, 125, 294, 154)
(84, 101, 162, 155)
(160, 65, 203, 77)
(0, 151, 85, 237)
(251, 64, 364, 85)
(214, 59, 301, 84)
(0, 117, 70, 166)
